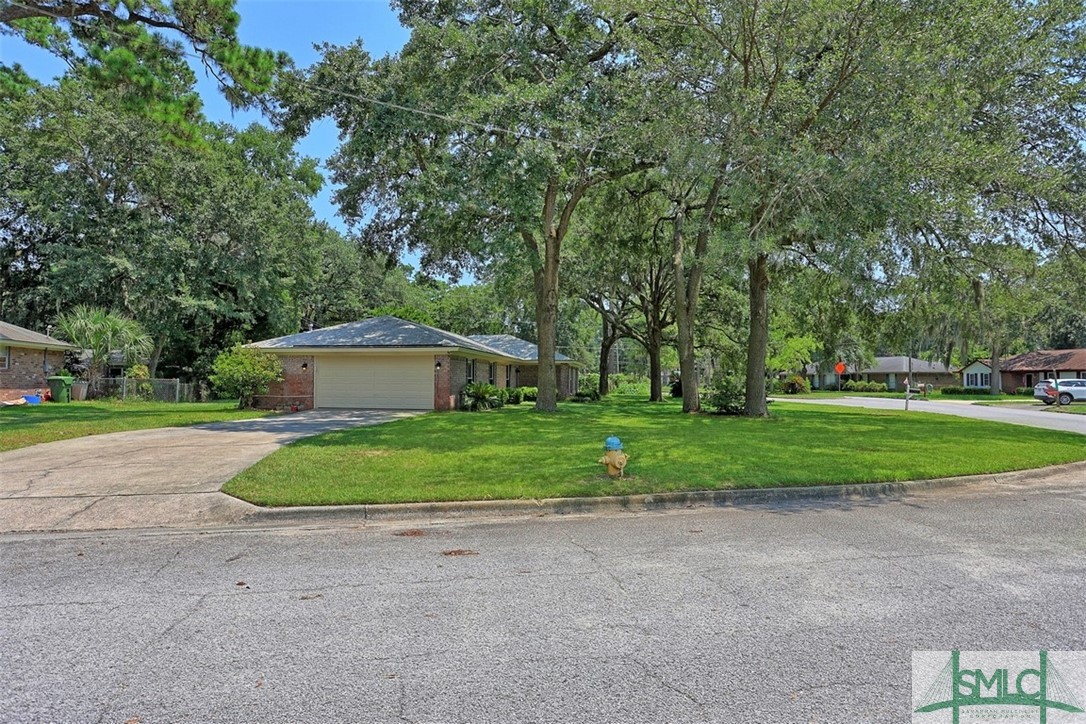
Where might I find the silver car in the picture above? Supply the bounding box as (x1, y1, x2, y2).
(1035, 379, 1086, 405)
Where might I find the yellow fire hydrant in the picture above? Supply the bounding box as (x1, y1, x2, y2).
(598, 436, 629, 478)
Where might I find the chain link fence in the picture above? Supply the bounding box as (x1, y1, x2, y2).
(90, 378, 197, 402)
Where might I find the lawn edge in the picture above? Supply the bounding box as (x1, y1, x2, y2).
(238, 460, 1086, 525)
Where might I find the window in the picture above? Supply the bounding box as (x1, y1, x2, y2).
(981, 373, 991, 387)
(0, 345, 8, 370)
(466, 359, 475, 384)
(488, 362, 496, 385)
(505, 365, 512, 388)
(966, 373, 977, 387)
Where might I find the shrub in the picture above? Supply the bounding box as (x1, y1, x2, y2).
(578, 377, 602, 400)
(573, 387, 601, 402)
(580, 372, 601, 396)
(700, 374, 745, 415)
(669, 371, 683, 398)
(1015, 387, 1033, 396)
(609, 373, 646, 393)
(460, 382, 502, 411)
(506, 387, 523, 405)
(843, 380, 858, 392)
(784, 375, 810, 394)
(210, 346, 284, 409)
(939, 386, 992, 395)
(125, 363, 155, 400)
(518, 386, 538, 402)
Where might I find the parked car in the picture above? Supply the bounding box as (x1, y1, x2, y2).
(1034, 379, 1086, 405)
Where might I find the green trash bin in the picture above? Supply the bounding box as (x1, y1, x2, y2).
(46, 375, 74, 403)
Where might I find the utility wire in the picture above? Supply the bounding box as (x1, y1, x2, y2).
(6, 0, 646, 162)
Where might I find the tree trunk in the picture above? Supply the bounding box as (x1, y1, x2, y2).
(148, 338, 164, 378)
(989, 335, 1002, 395)
(670, 208, 700, 413)
(598, 315, 613, 397)
(744, 253, 771, 417)
(534, 234, 560, 412)
(648, 325, 663, 402)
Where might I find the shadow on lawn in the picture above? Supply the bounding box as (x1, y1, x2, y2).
(283, 400, 1043, 457)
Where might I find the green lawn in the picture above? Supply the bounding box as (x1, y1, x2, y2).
(0, 400, 271, 451)
(223, 396, 1086, 507)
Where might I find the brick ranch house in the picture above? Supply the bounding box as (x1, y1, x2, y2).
(959, 349, 1086, 390)
(248, 316, 579, 411)
(0, 321, 77, 400)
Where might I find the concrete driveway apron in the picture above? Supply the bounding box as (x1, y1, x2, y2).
(0, 410, 421, 533)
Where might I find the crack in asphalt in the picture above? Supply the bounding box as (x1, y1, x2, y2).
(567, 535, 628, 593)
(627, 655, 706, 711)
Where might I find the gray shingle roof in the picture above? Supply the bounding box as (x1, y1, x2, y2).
(468, 334, 572, 362)
(250, 316, 507, 357)
(0, 321, 77, 350)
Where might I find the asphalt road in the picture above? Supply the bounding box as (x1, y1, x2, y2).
(3, 472, 1085, 723)
(779, 396, 1086, 435)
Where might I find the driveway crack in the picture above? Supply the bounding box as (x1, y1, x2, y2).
(57, 497, 103, 525)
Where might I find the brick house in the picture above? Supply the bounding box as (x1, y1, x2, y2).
(0, 321, 78, 400)
(960, 349, 1086, 390)
(248, 316, 579, 411)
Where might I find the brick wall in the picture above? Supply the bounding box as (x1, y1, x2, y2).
(434, 354, 454, 411)
(0, 347, 65, 400)
(445, 358, 517, 409)
(511, 364, 576, 399)
(253, 355, 314, 410)
(517, 365, 538, 388)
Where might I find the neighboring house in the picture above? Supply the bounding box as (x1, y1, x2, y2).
(959, 359, 994, 389)
(248, 316, 578, 411)
(467, 334, 579, 396)
(962, 349, 1086, 390)
(0, 321, 78, 400)
(806, 356, 955, 391)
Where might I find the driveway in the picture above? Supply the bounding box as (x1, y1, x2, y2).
(0, 410, 421, 533)
(779, 395, 1086, 435)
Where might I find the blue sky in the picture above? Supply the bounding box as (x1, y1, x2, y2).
(0, 0, 411, 234)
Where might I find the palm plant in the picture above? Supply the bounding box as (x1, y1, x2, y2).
(460, 382, 502, 412)
(55, 306, 153, 384)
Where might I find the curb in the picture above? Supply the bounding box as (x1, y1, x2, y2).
(240, 460, 1086, 526)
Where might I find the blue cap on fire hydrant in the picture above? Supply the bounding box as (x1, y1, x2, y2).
(604, 436, 623, 451)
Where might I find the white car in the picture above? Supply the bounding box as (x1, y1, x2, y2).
(1034, 379, 1086, 405)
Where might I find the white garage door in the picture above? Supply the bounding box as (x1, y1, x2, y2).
(314, 355, 433, 410)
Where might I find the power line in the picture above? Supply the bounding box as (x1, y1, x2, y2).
(6, 0, 646, 162)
